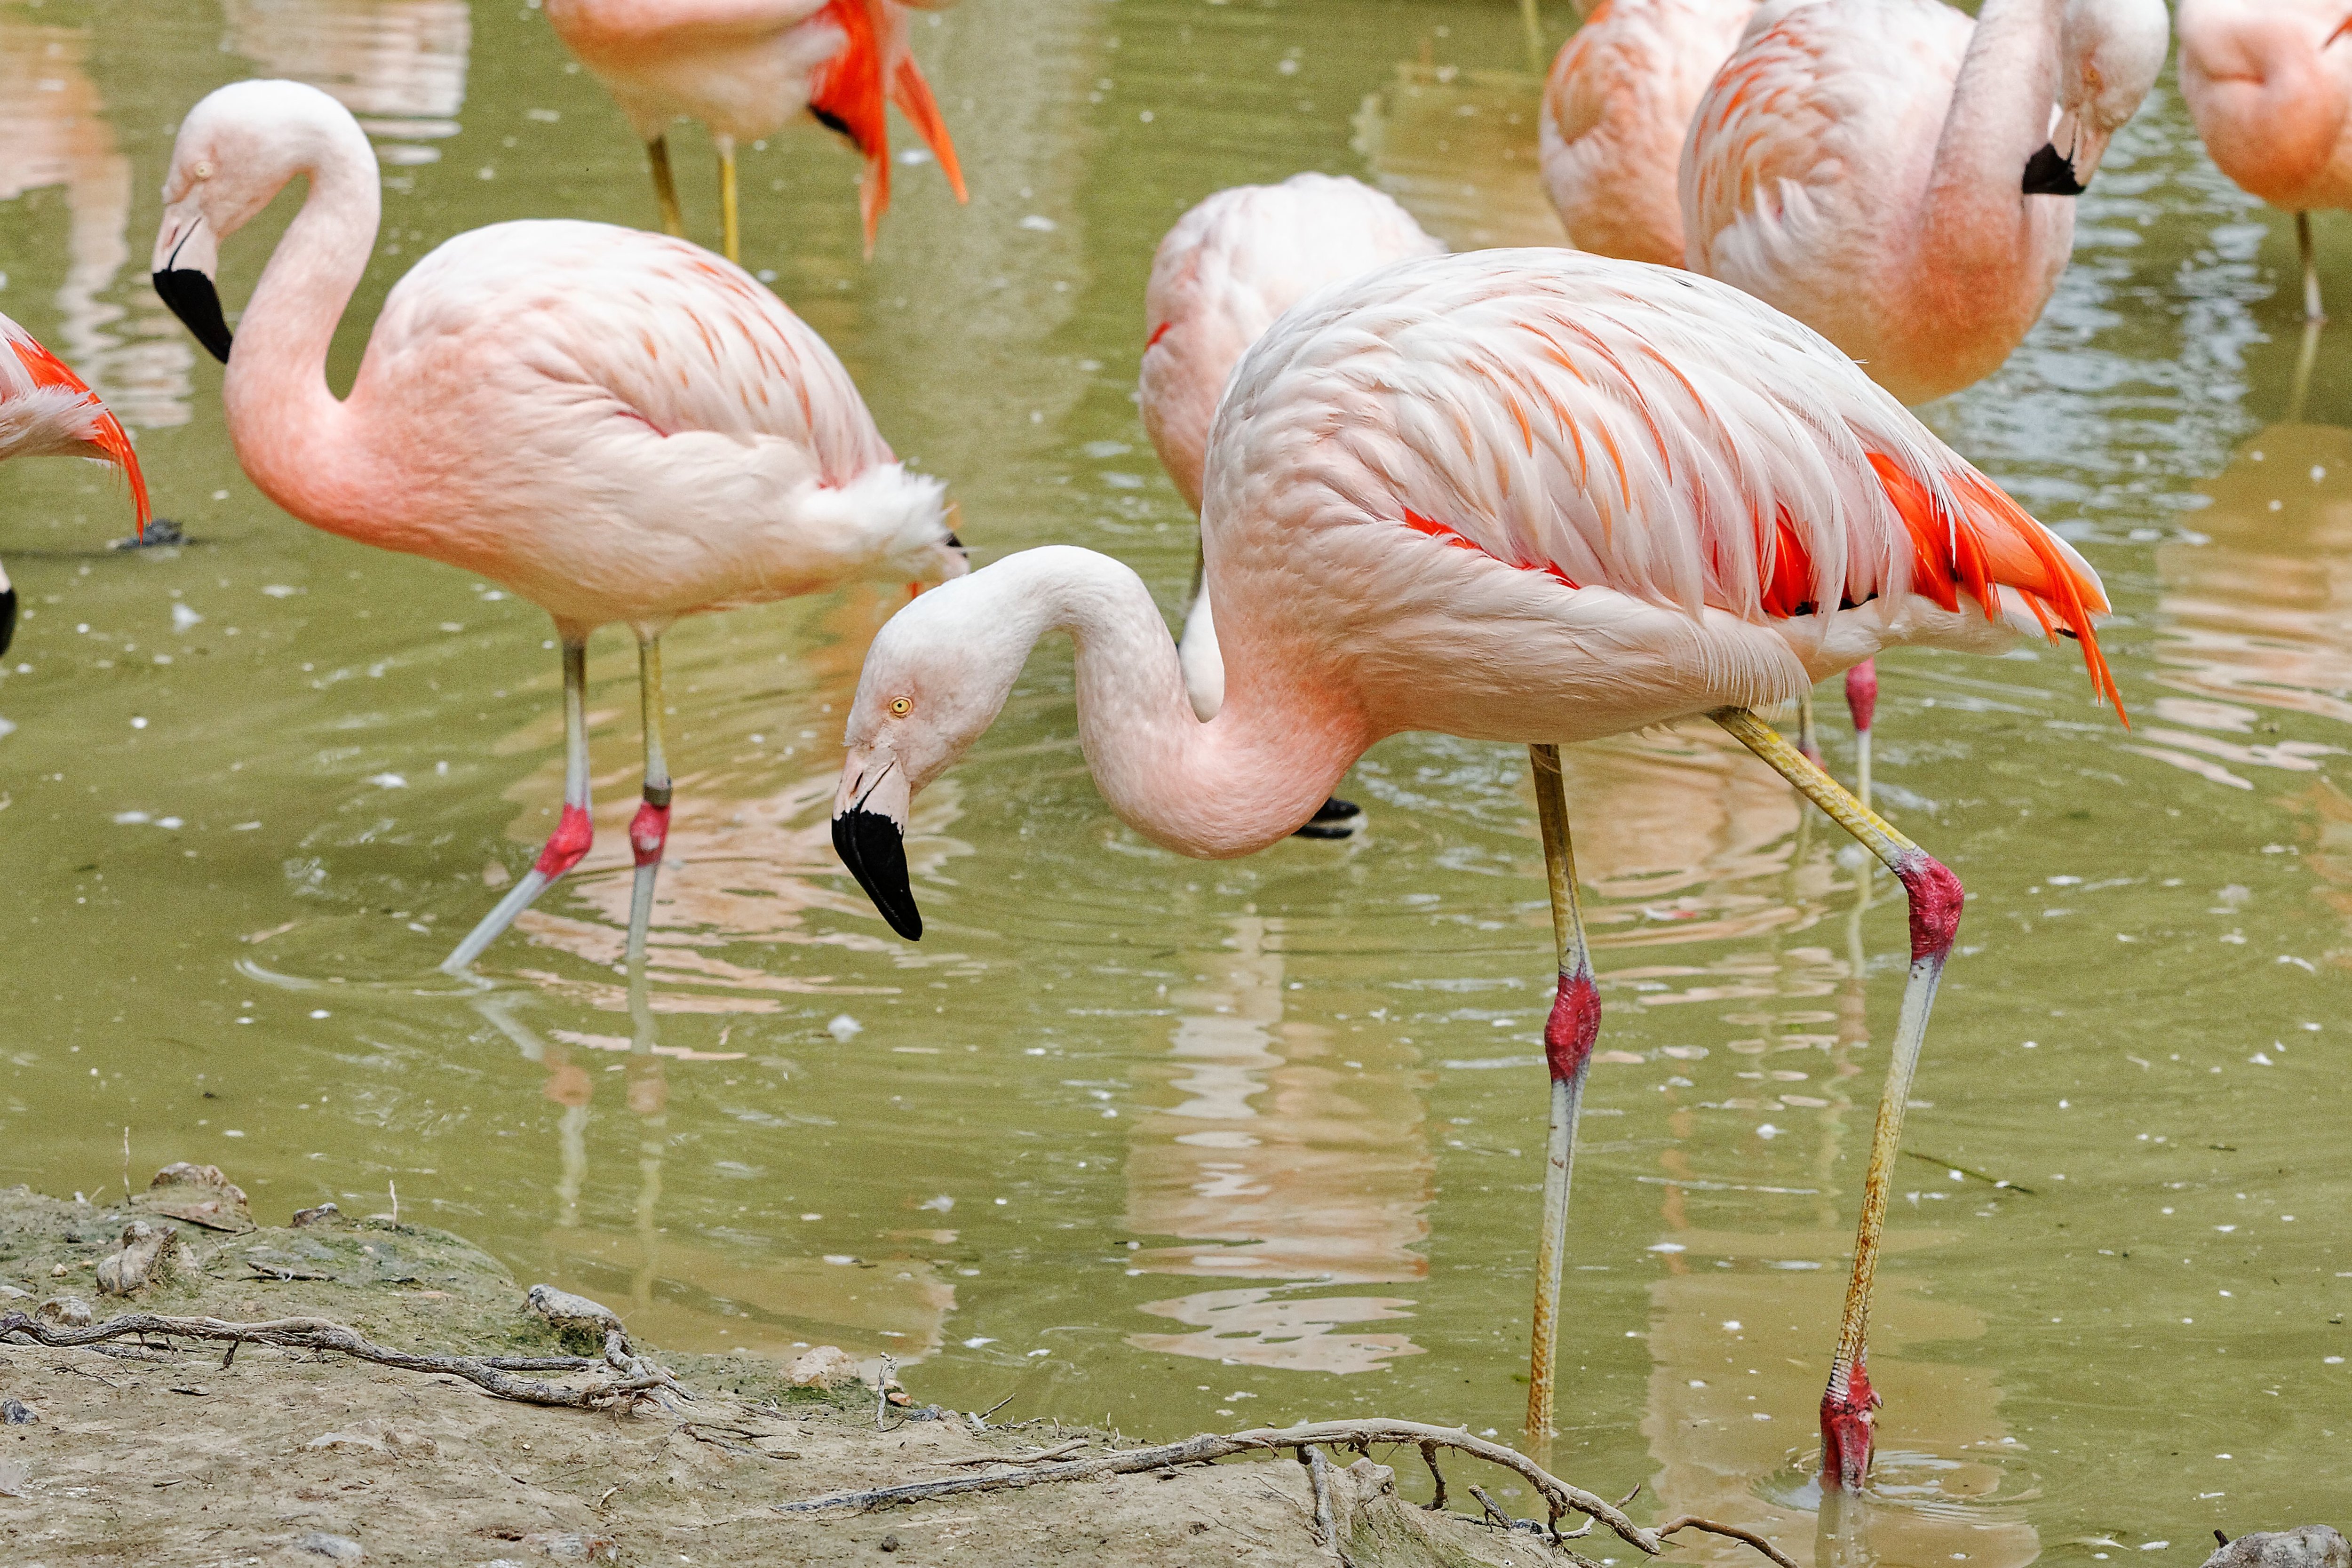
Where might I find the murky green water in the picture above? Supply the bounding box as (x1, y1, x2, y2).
(3, 0, 2348, 1558)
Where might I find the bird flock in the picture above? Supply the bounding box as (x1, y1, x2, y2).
(1, 0, 2341, 1496)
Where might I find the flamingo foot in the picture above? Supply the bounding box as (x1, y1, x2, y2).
(1292, 796, 1363, 840)
(625, 795, 672, 966)
(441, 804, 593, 974)
(1820, 1357, 1879, 1492)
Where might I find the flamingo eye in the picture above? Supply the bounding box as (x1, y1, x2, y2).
(889, 696, 913, 717)
(194, 161, 213, 180)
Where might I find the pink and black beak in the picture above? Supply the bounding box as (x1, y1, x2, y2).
(831, 749, 921, 939)
(152, 208, 232, 364)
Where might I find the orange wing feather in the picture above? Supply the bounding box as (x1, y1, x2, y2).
(8, 333, 149, 529)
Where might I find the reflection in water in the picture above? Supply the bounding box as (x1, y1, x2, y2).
(222, 0, 470, 166)
(1351, 54, 1564, 251)
(0, 21, 191, 427)
(476, 991, 954, 1367)
(1124, 914, 1432, 1373)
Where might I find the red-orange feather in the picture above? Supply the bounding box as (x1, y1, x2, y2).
(9, 334, 148, 530)
(809, 0, 967, 256)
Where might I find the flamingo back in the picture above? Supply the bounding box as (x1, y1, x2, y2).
(2177, 0, 2352, 212)
(0, 310, 149, 526)
(1205, 249, 2118, 710)
(1537, 0, 1758, 268)
(1140, 174, 1442, 511)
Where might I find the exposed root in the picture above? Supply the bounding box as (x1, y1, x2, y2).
(0, 1309, 685, 1411)
(1417, 1440, 1449, 1512)
(937, 1438, 1089, 1468)
(1658, 1515, 1804, 1568)
(1302, 1444, 1349, 1565)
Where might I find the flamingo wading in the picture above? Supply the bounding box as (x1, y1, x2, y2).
(1140, 171, 1440, 833)
(826, 249, 2121, 1487)
(543, 0, 969, 260)
(150, 80, 965, 973)
(0, 311, 150, 654)
(2177, 0, 2352, 323)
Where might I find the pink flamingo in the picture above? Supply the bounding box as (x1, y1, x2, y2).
(2177, 0, 2352, 323)
(1538, 0, 1758, 268)
(827, 248, 2120, 1487)
(148, 80, 964, 973)
(543, 0, 968, 260)
(1138, 172, 1440, 782)
(0, 311, 149, 654)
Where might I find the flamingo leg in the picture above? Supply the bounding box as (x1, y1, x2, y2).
(647, 136, 686, 239)
(1523, 741, 1596, 1441)
(441, 637, 594, 974)
(716, 135, 740, 263)
(2300, 212, 2325, 324)
(626, 635, 672, 967)
(1844, 659, 1877, 813)
(1796, 690, 1822, 766)
(1711, 707, 1962, 1492)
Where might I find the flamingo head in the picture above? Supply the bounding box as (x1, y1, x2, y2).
(2031, 0, 2170, 194)
(151, 80, 374, 364)
(830, 565, 1035, 940)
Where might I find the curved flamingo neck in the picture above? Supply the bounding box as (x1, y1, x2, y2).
(222, 144, 378, 525)
(970, 547, 1364, 858)
(1916, 0, 2066, 273)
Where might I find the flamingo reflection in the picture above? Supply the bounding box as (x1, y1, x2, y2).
(1351, 47, 1564, 251)
(222, 0, 470, 165)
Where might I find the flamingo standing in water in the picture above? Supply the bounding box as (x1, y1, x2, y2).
(0, 312, 149, 654)
(543, 0, 968, 260)
(1140, 172, 1440, 832)
(1537, 0, 1758, 268)
(1679, 0, 2161, 797)
(2177, 0, 2352, 324)
(827, 249, 2120, 1487)
(149, 80, 964, 972)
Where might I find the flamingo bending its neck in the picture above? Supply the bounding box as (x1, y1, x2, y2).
(544, 0, 969, 260)
(2178, 0, 2352, 323)
(1682, 0, 2169, 407)
(828, 249, 2120, 1487)
(150, 80, 965, 973)
(1139, 171, 1440, 834)
(0, 311, 150, 655)
(1538, 0, 1759, 268)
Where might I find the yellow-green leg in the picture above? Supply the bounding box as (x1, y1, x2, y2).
(648, 135, 685, 239)
(1524, 742, 1596, 1442)
(716, 135, 740, 263)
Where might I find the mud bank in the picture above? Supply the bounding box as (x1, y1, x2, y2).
(0, 1174, 1592, 1567)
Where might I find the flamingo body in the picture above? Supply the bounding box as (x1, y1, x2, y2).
(1682, 0, 2169, 405)
(0, 311, 149, 653)
(2177, 0, 2352, 317)
(1537, 0, 1758, 268)
(1138, 172, 1441, 719)
(544, 0, 967, 247)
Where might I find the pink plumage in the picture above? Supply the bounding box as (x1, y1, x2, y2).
(2179, 0, 2352, 211)
(1537, 0, 1758, 268)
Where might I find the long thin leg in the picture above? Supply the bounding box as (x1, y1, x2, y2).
(2291, 317, 2323, 425)
(1524, 741, 1597, 1441)
(1844, 659, 1877, 813)
(1796, 690, 1822, 766)
(1711, 707, 1962, 1491)
(626, 636, 672, 967)
(442, 638, 594, 973)
(716, 135, 740, 263)
(1519, 0, 1546, 70)
(648, 135, 685, 239)
(2300, 211, 2325, 324)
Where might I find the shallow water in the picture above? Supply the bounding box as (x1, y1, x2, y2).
(2, 0, 2348, 1559)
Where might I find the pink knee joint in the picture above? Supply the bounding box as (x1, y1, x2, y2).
(1892, 851, 1963, 963)
(629, 795, 671, 869)
(1820, 1357, 1880, 1491)
(1544, 963, 1601, 1083)
(533, 802, 594, 878)
(1845, 659, 1878, 734)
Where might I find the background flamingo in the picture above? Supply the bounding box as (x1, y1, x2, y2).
(2178, 0, 2352, 323)
(149, 79, 964, 974)
(0, 310, 149, 655)
(1537, 0, 1756, 268)
(826, 249, 2120, 1485)
(543, 0, 968, 259)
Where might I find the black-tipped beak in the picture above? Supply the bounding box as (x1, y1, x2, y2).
(2022, 143, 2087, 197)
(0, 583, 16, 659)
(153, 269, 233, 363)
(833, 806, 922, 940)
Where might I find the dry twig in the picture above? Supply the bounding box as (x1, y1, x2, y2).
(1303, 1444, 1350, 1566)
(936, 1439, 1089, 1468)
(1658, 1515, 1802, 1568)
(0, 1310, 683, 1411)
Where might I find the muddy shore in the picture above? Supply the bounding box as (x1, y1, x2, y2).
(0, 1172, 1583, 1567)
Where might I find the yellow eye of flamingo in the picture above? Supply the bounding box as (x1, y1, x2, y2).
(194, 161, 213, 180)
(889, 696, 913, 716)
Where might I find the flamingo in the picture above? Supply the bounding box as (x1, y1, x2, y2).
(542, 0, 969, 260)
(826, 248, 2120, 1488)
(1537, 0, 1758, 269)
(0, 311, 150, 655)
(147, 79, 965, 973)
(2177, 0, 2352, 324)
(1140, 171, 1441, 834)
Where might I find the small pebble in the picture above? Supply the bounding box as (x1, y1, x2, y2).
(295, 1533, 365, 1564)
(2, 1398, 35, 1425)
(880, 1536, 900, 1554)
